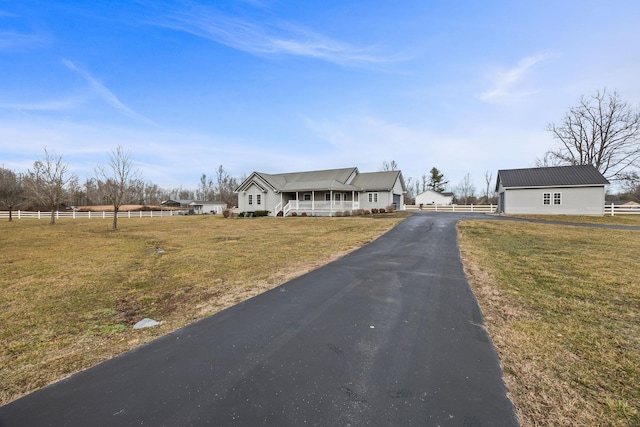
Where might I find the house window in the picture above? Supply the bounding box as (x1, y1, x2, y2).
(325, 193, 331, 201)
(335, 193, 341, 201)
(257, 194, 261, 205)
(248, 194, 253, 205)
(303, 193, 311, 201)
(368, 193, 378, 203)
(554, 192, 562, 205)
(543, 193, 550, 205)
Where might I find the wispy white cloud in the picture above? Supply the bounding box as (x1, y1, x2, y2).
(478, 53, 553, 103)
(0, 96, 88, 112)
(146, 3, 395, 66)
(61, 59, 156, 125)
(0, 30, 48, 50)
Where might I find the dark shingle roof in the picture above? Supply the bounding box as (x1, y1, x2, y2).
(497, 165, 609, 190)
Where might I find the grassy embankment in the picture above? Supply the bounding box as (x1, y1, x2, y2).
(0, 214, 406, 405)
(458, 215, 640, 426)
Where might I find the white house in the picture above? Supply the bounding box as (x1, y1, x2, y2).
(234, 167, 407, 216)
(415, 190, 454, 206)
(495, 165, 609, 215)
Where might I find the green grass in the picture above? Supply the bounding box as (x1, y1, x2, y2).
(458, 220, 640, 426)
(0, 214, 405, 404)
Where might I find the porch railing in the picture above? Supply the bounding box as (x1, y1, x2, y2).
(282, 200, 360, 216)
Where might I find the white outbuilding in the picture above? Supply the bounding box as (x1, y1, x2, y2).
(495, 165, 609, 215)
(415, 190, 454, 206)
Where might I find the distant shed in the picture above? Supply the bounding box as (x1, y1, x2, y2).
(495, 165, 609, 215)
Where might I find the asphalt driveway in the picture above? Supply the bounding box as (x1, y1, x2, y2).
(0, 213, 519, 426)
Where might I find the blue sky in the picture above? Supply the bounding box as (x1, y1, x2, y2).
(1, 0, 639, 192)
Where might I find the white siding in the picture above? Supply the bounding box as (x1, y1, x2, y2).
(237, 183, 277, 213)
(415, 190, 452, 206)
(502, 186, 605, 215)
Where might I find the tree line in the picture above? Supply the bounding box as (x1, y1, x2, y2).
(0, 146, 241, 228)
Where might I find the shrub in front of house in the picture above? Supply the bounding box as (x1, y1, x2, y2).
(238, 212, 246, 217)
(334, 211, 343, 217)
(291, 212, 298, 217)
(379, 208, 386, 214)
(254, 210, 270, 217)
(386, 205, 395, 213)
(371, 208, 379, 214)
(223, 209, 231, 218)
(342, 210, 351, 216)
(364, 210, 371, 215)
(301, 212, 308, 217)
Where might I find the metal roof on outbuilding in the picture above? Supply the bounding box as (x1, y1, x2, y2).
(496, 165, 609, 190)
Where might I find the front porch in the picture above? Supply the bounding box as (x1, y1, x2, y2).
(274, 190, 360, 216)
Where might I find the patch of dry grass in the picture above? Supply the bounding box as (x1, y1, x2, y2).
(0, 214, 405, 405)
(458, 220, 640, 426)
(508, 214, 640, 226)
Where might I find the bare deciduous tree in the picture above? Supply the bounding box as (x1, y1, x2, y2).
(26, 149, 75, 224)
(543, 89, 640, 180)
(96, 146, 140, 230)
(215, 165, 238, 208)
(455, 173, 476, 205)
(198, 173, 215, 201)
(382, 160, 399, 171)
(483, 170, 493, 203)
(404, 176, 415, 200)
(0, 167, 25, 221)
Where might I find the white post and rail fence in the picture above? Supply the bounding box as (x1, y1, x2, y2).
(1, 203, 638, 220)
(0, 210, 176, 220)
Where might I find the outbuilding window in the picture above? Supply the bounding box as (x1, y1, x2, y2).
(543, 193, 550, 205)
(554, 192, 562, 205)
(248, 194, 253, 205)
(257, 194, 261, 205)
(368, 193, 378, 203)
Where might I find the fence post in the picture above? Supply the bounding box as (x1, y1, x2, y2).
(128, 211, 131, 218)
(470, 204, 474, 212)
(38, 211, 41, 219)
(611, 202, 615, 216)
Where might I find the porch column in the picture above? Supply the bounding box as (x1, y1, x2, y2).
(312, 191, 315, 214)
(296, 192, 299, 211)
(330, 190, 333, 216)
(352, 191, 355, 210)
